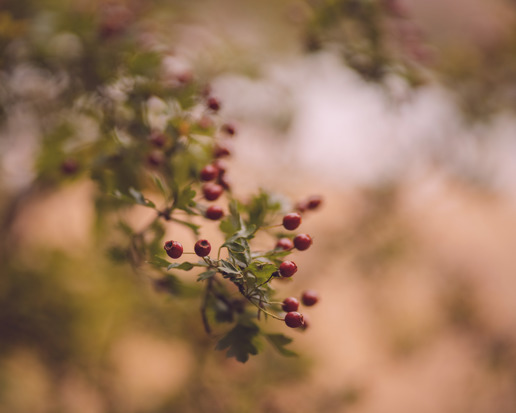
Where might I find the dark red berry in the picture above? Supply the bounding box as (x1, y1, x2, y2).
(307, 195, 322, 210)
(222, 123, 236, 136)
(293, 234, 312, 251)
(194, 239, 211, 257)
(285, 311, 304, 328)
(200, 164, 219, 181)
(301, 290, 319, 306)
(282, 297, 299, 312)
(147, 151, 164, 167)
(276, 238, 294, 250)
(205, 205, 224, 220)
(149, 131, 166, 147)
(60, 158, 79, 175)
(207, 96, 220, 111)
(279, 260, 297, 277)
(213, 143, 231, 158)
(202, 183, 224, 201)
(282, 213, 302, 230)
(164, 240, 183, 259)
(295, 201, 308, 213)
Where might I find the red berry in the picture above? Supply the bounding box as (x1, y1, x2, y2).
(207, 96, 220, 111)
(146, 151, 164, 167)
(213, 159, 228, 175)
(301, 290, 319, 306)
(279, 260, 297, 277)
(293, 234, 312, 251)
(205, 205, 224, 220)
(282, 213, 302, 230)
(164, 240, 183, 259)
(60, 158, 79, 175)
(149, 131, 166, 147)
(200, 164, 219, 181)
(213, 143, 231, 158)
(295, 201, 308, 213)
(285, 312, 304, 328)
(307, 195, 322, 210)
(217, 174, 231, 191)
(300, 314, 310, 330)
(194, 239, 211, 257)
(282, 297, 299, 312)
(222, 123, 236, 136)
(202, 183, 224, 201)
(276, 238, 294, 250)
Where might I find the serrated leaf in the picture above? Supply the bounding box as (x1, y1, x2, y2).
(265, 333, 297, 357)
(246, 261, 277, 283)
(129, 187, 156, 207)
(153, 175, 168, 199)
(171, 217, 200, 235)
(216, 322, 262, 363)
(217, 260, 242, 277)
(167, 262, 196, 271)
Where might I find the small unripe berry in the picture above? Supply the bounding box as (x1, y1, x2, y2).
(282, 297, 299, 312)
(222, 123, 236, 136)
(164, 240, 183, 259)
(200, 164, 219, 182)
(293, 234, 312, 251)
(194, 239, 211, 257)
(307, 195, 322, 210)
(301, 290, 319, 306)
(205, 205, 224, 220)
(276, 238, 294, 250)
(282, 213, 302, 230)
(207, 96, 220, 111)
(285, 311, 304, 328)
(202, 183, 224, 201)
(279, 260, 297, 277)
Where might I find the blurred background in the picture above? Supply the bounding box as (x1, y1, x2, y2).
(2, 0, 516, 412)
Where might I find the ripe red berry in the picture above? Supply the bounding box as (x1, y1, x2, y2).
(200, 164, 219, 181)
(164, 240, 183, 259)
(194, 239, 211, 257)
(307, 195, 322, 210)
(293, 234, 312, 251)
(279, 260, 297, 277)
(282, 297, 299, 312)
(149, 131, 166, 147)
(282, 213, 302, 230)
(202, 183, 224, 201)
(205, 205, 224, 220)
(301, 290, 319, 306)
(146, 151, 164, 167)
(213, 143, 231, 158)
(60, 158, 79, 175)
(284, 312, 304, 328)
(222, 123, 236, 136)
(276, 238, 294, 250)
(207, 96, 220, 111)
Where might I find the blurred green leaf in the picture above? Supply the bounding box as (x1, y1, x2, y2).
(265, 333, 297, 357)
(216, 322, 262, 363)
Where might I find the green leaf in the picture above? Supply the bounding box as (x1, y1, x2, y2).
(197, 270, 217, 281)
(246, 261, 277, 283)
(217, 260, 242, 277)
(153, 175, 169, 199)
(171, 217, 200, 235)
(149, 255, 171, 268)
(216, 322, 262, 363)
(175, 185, 196, 212)
(112, 188, 156, 208)
(264, 333, 298, 357)
(167, 262, 198, 271)
(153, 274, 182, 296)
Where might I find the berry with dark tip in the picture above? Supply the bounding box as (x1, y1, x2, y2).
(205, 205, 224, 220)
(213, 143, 231, 158)
(282, 297, 299, 312)
(307, 195, 322, 210)
(301, 290, 319, 306)
(279, 260, 297, 277)
(202, 183, 223, 201)
(200, 164, 219, 182)
(194, 239, 211, 257)
(164, 240, 183, 259)
(276, 238, 294, 250)
(293, 234, 312, 251)
(285, 312, 304, 328)
(222, 123, 236, 136)
(282, 213, 302, 230)
(207, 96, 220, 111)
(213, 159, 228, 175)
